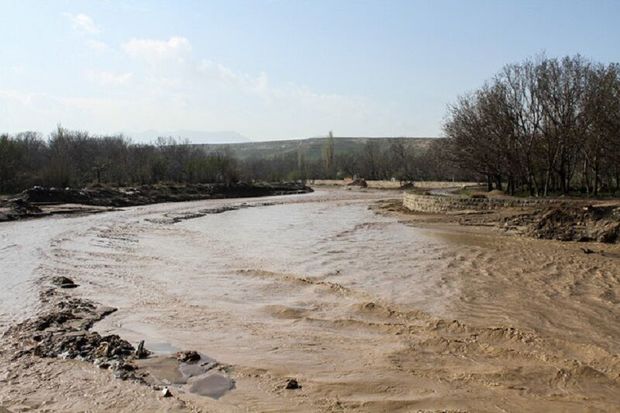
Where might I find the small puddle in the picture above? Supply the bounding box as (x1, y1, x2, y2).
(188, 374, 236, 399)
(147, 341, 180, 354)
(137, 352, 235, 399)
(179, 356, 218, 378)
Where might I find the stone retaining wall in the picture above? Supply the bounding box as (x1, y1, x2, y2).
(403, 193, 558, 213)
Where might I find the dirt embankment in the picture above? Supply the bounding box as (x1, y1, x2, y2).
(313, 179, 478, 189)
(384, 197, 620, 244)
(507, 203, 620, 243)
(0, 182, 312, 222)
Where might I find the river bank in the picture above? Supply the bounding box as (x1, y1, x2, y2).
(0, 182, 312, 222)
(1, 188, 619, 412)
(391, 192, 620, 244)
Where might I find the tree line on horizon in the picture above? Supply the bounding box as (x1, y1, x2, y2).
(238, 135, 463, 184)
(443, 55, 620, 196)
(0, 127, 463, 194)
(0, 127, 240, 194)
(2, 54, 619, 196)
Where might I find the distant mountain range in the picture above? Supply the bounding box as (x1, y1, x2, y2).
(198, 137, 439, 161)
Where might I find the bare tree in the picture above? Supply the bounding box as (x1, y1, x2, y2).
(444, 55, 620, 196)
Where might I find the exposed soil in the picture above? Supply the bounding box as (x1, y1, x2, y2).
(0, 182, 312, 222)
(1, 188, 619, 412)
(1, 277, 237, 410)
(347, 178, 368, 188)
(379, 198, 620, 244)
(512, 203, 620, 243)
(0, 199, 47, 221)
(4, 285, 142, 380)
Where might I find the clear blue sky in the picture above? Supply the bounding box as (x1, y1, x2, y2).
(1, 0, 619, 141)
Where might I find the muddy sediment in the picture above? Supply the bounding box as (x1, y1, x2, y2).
(1, 277, 237, 408)
(390, 196, 620, 244)
(1, 188, 619, 412)
(512, 203, 620, 243)
(0, 198, 48, 221)
(4, 285, 143, 381)
(0, 182, 312, 222)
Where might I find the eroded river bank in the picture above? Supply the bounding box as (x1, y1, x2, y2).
(1, 188, 619, 412)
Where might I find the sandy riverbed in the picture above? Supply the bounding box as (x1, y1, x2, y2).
(1, 188, 619, 412)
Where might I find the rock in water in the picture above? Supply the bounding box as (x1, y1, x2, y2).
(51, 276, 78, 289)
(285, 378, 301, 389)
(95, 342, 110, 358)
(135, 340, 150, 359)
(175, 350, 201, 362)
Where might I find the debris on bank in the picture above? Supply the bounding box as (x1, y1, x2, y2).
(285, 378, 302, 390)
(176, 350, 201, 362)
(0, 198, 46, 221)
(2, 277, 236, 399)
(5, 285, 146, 381)
(0, 182, 312, 222)
(506, 204, 620, 243)
(51, 276, 79, 289)
(384, 195, 620, 244)
(19, 182, 312, 207)
(347, 178, 368, 188)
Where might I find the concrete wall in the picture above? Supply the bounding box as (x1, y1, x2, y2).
(403, 193, 557, 213)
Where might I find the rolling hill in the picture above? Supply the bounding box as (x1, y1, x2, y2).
(197, 137, 438, 160)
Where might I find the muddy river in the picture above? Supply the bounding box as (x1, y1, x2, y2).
(1, 188, 619, 412)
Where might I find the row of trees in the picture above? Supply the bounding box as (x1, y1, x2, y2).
(16, 57, 620, 198)
(0, 127, 239, 194)
(444, 55, 620, 195)
(237, 137, 465, 183)
(2, 127, 465, 194)
(327, 139, 457, 182)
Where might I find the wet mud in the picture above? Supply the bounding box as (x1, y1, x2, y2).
(1, 188, 619, 412)
(0, 182, 311, 222)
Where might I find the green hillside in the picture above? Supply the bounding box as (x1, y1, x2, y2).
(197, 137, 437, 160)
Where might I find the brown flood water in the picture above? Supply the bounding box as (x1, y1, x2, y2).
(1, 188, 619, 412)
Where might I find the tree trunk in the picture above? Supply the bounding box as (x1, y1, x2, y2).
(495, 174, 502, 191)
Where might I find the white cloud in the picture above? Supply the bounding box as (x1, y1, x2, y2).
(0, 81, 409, 139)
(64, 13, 101, 34)
(197, 60, 270, 96)
(122, 36, 191, 61)
(86, 70, 133, 86)
(1, 33, 416, 139)
(86, 39, 109, 52)
(0, 89, 34, 106)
